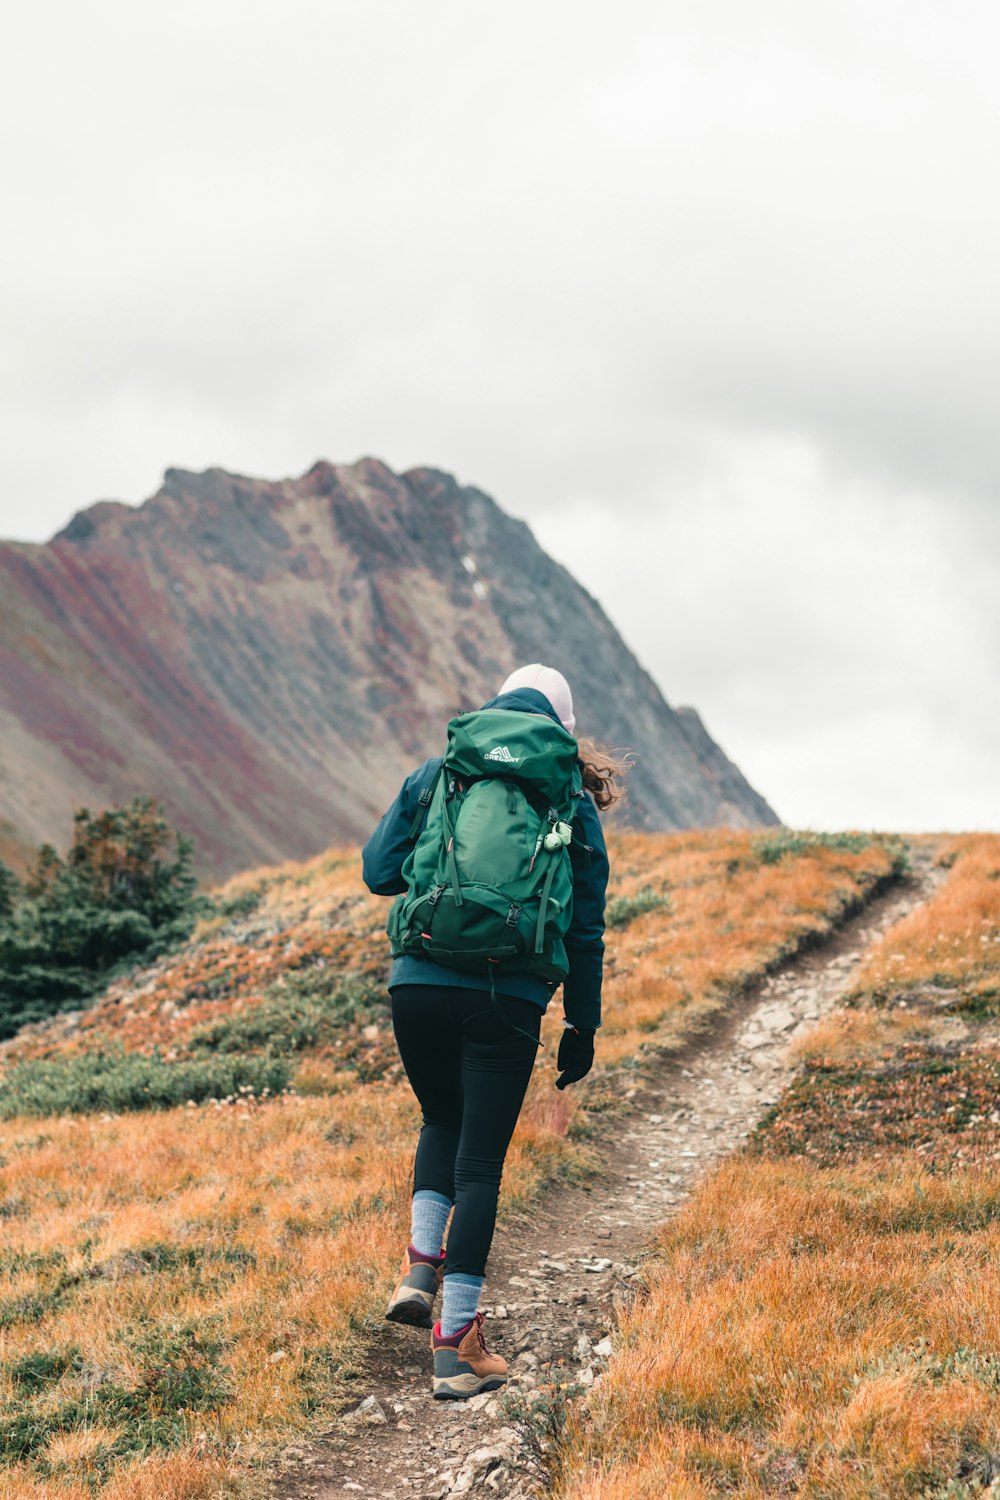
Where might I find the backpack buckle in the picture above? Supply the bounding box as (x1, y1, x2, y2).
(429, 885, 444, 907)
(505, 904, 521, 928)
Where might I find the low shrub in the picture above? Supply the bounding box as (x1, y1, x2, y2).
(752, 829, 910, 875)
(187, 972, 383, 1057)
(0, 1047, 289, 1119)
(605, 884, 672, 928)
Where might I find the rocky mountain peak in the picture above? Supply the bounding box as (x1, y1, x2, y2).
(0, 458, 778, 877)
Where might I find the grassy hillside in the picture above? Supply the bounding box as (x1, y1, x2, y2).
(555, 833, 1000, 1500)
(0, 828, 909, 1498)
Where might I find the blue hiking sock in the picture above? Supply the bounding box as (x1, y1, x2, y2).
(440, 1273, 484, 1337)
(410, 1190, 452, 1258)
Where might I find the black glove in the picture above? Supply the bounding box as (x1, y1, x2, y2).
(556, 1026, 595, 1089)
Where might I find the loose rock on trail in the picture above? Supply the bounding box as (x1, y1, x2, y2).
(271, 845, 942, 1500)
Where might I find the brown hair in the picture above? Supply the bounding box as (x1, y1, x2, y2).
(576, 737, 634, 811)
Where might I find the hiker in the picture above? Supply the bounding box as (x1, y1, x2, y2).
(361, 664, 627, 1399)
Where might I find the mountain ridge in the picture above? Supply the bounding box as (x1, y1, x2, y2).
(0, 457, 779, 877)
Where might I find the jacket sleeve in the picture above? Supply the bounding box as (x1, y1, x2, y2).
(361, 757, 443, 896)
(562, 792, 610, 1031)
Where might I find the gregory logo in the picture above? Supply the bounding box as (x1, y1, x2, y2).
(484, 744, 521, 764)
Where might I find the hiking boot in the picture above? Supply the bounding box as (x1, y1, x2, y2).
(385, 1245, 444, 1329)
(431, 1312, 508, 1399)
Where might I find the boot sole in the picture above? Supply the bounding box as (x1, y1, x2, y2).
(385, 1296, 434, 1329)
(432, 1373, 508, 1400)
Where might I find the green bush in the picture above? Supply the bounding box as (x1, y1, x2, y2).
(0, 862, 18, 922)
(605, 884, 672, 928)
(0, 1047, 289, 1120)
(0, 798, 202, 1040)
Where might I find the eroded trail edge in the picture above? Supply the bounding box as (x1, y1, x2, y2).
(271, 846, 943, 1500)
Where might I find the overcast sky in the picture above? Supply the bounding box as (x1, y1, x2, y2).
(1, 0, 997, 831)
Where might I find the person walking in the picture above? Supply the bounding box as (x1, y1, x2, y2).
(361, 664, 627, 1399)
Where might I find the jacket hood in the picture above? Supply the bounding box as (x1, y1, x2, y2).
(478, 687, 566, 731)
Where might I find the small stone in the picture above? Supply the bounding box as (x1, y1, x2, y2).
(594, 1336, 614, 1358)
(268, 1349, 287, 1364)
(493, 1304, 508, 1319)
(469, 1442, 512, 1467)
(348, 1394, 388, 1425)
(738, 1030, 770, 1050)
(756, 1004, 797, 1032)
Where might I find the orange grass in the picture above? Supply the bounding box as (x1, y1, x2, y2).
(0, 1051, 587, 1495)
(0, 1451, 232, 1500)
(791, 833, 1000, 1073)
(2, 831, 899, 1075)
(556, 1159, 999, 1500)
(0, 829, 907, 1495)
(556, 835, 999, 1500)
(594, 829, 901, 1066)
(847, 832, 1000, 1007)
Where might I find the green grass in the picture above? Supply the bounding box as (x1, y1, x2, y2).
(0, 1321, 233, 1469)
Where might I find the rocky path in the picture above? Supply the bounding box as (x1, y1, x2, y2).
(271, 846, 942, 1500)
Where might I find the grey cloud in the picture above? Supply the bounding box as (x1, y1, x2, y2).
(0, 0, 997, 828)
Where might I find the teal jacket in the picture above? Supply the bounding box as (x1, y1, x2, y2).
(361, 688, 610, 1029)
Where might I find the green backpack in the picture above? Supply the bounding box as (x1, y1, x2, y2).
(387, 708, 584, 983)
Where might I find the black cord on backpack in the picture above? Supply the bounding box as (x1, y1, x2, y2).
(488, 963, 545, 1050)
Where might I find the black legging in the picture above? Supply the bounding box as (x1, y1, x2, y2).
(390, 984, 541, 1278)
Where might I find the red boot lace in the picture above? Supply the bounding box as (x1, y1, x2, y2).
(473, 1311, 491, 1352)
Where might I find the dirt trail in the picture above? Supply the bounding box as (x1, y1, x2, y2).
(271, 845, 942, 1500)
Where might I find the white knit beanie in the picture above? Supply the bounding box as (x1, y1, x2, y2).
(498, 663, 576, 735)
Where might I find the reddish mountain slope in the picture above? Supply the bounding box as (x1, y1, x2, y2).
(0, 458, 779, 878)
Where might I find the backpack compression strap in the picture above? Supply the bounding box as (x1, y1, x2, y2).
(407, 765, 443, 841)
(534, 804, 579, 955)
(438, 776, 464, 906)
(534, 855, 561, 954)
